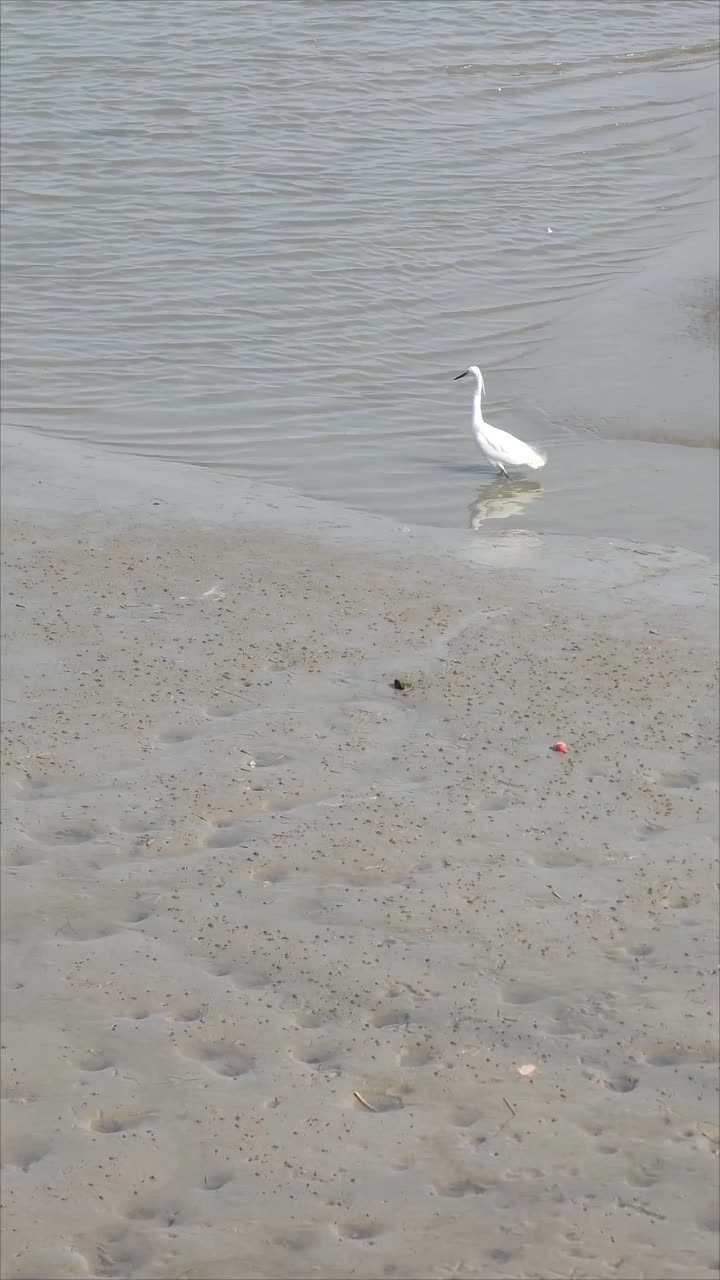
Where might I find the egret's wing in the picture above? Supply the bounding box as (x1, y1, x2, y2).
(481, 423, 546, 468)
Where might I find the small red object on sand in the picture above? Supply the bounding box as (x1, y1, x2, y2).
(552, 741, 569, 753)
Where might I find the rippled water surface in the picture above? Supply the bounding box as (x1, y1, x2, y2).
(2, 0, 718, 531)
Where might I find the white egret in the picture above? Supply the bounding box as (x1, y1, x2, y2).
(454, 365, 547, 476)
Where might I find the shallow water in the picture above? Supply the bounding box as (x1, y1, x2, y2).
(2, 0, 718, 539)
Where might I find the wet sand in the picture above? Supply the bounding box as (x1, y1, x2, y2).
(2, 428, 719, 1280)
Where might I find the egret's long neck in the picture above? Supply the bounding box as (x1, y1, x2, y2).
(472, 379, 485, 428)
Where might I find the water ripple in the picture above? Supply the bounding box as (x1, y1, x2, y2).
(1, 0, 718, 521)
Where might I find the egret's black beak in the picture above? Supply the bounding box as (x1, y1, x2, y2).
(453, 370, 469, 380)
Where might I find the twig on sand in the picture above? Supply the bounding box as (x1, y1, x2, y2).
(491, 1096, 519, 1139)
(211, 688, 253, 702)
(352, 1090, 377, 1112)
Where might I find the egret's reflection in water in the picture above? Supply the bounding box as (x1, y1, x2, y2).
(469, 477, 543, 530)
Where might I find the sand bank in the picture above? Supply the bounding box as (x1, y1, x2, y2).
(1, 428, 718, 1280)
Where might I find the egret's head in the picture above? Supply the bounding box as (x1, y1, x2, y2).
(454, 365, 484, 391)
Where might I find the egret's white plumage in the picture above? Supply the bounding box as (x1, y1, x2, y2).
(454, 365, 546, 476)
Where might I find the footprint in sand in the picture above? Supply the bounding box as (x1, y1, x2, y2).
(56, 920, 119, 942)
(397, 1038, 436, 1067)
(644, 1043, 717, 1068)
(2, 1136, 51, 1170)
(582, 1065, 638, 1093)
(334, 1217, 384, 1239)
(528, 848, 582, 868)
(646, 768, 701, 790)
(2, 848, 42, 868)
(31, 822, 101, 846)
(500, 982, 549, 1005)
(84, 1107, 153, 1134)
(203, 958, 271, 989)
(432, 1176, 487, 1197)
(157, 722, 206, 744)
(73, 1049, 116, 1073)
(170, 1003, 208, 1024)
(291, 1040, 344, 1070)
(370, 1007, 412, 1029)
(293, 1008, 333, 1029)
(204, 821, 249, 849)
(200, 1170, 234, 1191)
(125, 1195, 187, 1226)
(251, 861, 290, 882)
(178, 1039, 254, 1078)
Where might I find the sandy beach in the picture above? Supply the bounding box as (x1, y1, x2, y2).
(1, 427, 718, 1280)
